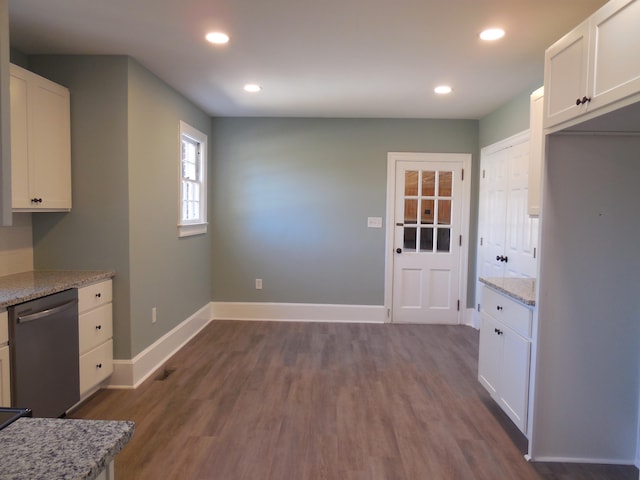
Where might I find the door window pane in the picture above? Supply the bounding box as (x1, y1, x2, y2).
(421, 199, 434, 224)
(437, 228, 451, 252)
(421, 171, 435, 196)
(420, 227, 434, 252)
(404, 199, 418, 224)
(404, 227, 417, 251)
(405, 171, 418, 196)
(439, 171, 452, 197)
(438, 199, 451, 225)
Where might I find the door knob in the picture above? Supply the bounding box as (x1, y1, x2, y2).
(396, 248, 402, 254)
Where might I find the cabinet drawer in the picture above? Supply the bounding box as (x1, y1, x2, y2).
(482, 286, 532, 338)
(79, 303, 113, 355)
(0, 311, 7, 345)
(78, 280, 112, 313)
(79, 339, 113, 395)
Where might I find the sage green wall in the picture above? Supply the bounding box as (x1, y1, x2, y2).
(29, 55, 212, 359)
(126, 59, 211, 357)
(29, 56, 133, 357)
(210, 118, 479, 307)
(479, 81, 542, 148)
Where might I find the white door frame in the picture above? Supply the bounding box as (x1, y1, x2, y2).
(384, 152, 472, 324)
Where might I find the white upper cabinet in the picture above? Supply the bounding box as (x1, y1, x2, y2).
(10, 64, 71, 211)
(544, 0, 640, 130)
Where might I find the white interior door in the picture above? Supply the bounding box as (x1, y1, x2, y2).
(391, 158, 464, 324)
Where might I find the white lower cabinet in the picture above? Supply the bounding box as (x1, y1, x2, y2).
(0, 310, 10, 407)
(77, 280, 114, 398)
(478, 286, 532, 434)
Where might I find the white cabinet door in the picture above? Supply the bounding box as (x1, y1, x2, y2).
(500, 328, 531, 432)
(544, 19, 590, 128)
(9, 70, 30, 209)
(589, 0, 640, 112)
(528, 87, 544, 217)
(0, 345, 10, 408)
(478, 313, 501, 397)
(9, 64, 71, 211)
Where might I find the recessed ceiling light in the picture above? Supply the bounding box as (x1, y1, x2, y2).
(434, 85, 453, 95)
(244, 84, 262, 93)
(205, 32, 230, 44)
(480, 28, 505, 41)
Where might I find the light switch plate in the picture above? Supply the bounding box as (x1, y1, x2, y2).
(367, 217, 383, 228)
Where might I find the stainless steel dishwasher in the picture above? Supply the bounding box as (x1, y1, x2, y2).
(9, 289, 80, 417)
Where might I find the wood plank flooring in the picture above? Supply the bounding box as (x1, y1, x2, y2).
(70, 321, 639, 480)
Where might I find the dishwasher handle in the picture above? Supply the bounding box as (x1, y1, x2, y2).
(17, 299, 78, 324)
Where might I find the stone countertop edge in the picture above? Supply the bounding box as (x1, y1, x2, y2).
(479, 276, 536, 306)
(0, 270, 115, 309)
(0, 417, 134, 480)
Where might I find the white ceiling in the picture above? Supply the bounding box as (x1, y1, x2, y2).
(8, 0, 607, 119)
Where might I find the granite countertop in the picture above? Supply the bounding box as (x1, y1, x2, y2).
(0, 270, 115, 309)
(0, 417, 134, 480)
(479, 276, 536, 306)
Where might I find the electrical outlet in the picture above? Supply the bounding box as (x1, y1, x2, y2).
(255, 278, 263, 290)
(152, 307, 157, 323)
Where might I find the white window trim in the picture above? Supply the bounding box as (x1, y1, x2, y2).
(178, 121, 208, 238)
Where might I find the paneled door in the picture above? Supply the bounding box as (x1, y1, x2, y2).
(391, 158, 464, 324)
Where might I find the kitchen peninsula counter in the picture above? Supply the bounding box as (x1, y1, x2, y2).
(0, 270, 114, 308)
(0, 417, 134, 479)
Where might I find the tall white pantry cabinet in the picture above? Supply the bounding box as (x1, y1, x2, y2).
(529, 0, 640, 465)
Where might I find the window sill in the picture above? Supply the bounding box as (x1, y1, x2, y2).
(178, 222, 208, 238)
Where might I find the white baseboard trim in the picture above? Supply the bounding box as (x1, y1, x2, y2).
(107, 303, 212, 389)
(530, 455, 636, 465)
(211, 301, 387, 323)
(463, 308, 477, 328)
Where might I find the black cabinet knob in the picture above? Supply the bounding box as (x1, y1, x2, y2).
(582, 96, 591, 104)
(503, 256, 508, 263)
(96, 325, 102, 330)
(396, 248, 402, 254)
(95, 293, 102, 298)
(96, 363, 102, 369)
(497, 305, 503, 311)
(576, 98, 582, 106)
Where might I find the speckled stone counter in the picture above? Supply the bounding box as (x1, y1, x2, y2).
(479, 276, 536, 306)
(0, 417, 134, 480)
(0, 270, 114, 309)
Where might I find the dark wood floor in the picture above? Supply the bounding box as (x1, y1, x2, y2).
(71, 321, 638, 480)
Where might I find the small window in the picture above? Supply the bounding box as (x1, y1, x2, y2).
(178, 121, 207, 237)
